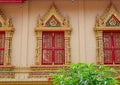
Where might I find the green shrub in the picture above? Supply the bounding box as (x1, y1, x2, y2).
(51, 62, 119, 85)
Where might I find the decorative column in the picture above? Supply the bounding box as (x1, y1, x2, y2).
(4, 30, 14, 65)
(35, 31, 42, 65)
(65, 31, 71, 64)
(96, 31, 104, 64)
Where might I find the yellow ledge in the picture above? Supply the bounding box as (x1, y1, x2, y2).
(0, 81, 53, 85)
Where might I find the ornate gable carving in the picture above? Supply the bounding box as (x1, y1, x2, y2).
(42, 5, 64, 27)
(45, 15, 61, 27)
(35, 5, 72, 31)
(0, 9, 14, 30)
(106, 14, 120, 26)
(95, 4, 120, 30)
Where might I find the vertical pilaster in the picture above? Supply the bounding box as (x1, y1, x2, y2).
(97, 31, 104, 64)
(35, 31, 42, 65)
(4, 33, 9, 65)
(65, 31, 71, 64)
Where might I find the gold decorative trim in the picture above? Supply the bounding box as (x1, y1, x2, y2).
(29, 65, 68, 78)
(34, 5, 72, 65)
(32, 4, 72, 77)
(0, 9, 15, 78)
(94, 4, 120, 64)
(0, 65, 14, 71)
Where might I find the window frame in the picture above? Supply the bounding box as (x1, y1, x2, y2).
(34, 5, 72, 66)
(0, 9, 15, 78)
(95, 4, 120, 65)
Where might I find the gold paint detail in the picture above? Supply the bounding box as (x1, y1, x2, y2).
(109, 17, 117, 25)
(33, 4, 72, 77)
(0, 9, 15, 78)
(29, 65, 68, 78)
(94, 4, 120, 64)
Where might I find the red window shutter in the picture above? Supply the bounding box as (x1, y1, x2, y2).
(103, 32, 113, 64)
(103, 32, 120, 64)
(54, 32, 65, 64)
(42, 32, 65, 65)
(113, 33, 120, 64)
(0, 32, 5, 65)
(42, 32, 52, 65)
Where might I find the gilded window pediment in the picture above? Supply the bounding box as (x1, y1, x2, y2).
(95, 4, 120, 29)
(35, 5, 72, 31)
(42, 5, 64, 27)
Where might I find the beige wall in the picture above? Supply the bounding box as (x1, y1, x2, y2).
(0, 0, 120, 67)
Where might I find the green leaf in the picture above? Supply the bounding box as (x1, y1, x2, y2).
(51, 62, 119, 85)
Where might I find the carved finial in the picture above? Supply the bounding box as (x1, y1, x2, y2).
(63, 16, 69, 27)
(5, 17, 13, 27)
(0, 15, 5, 26)
(37, 15, 43, 27)
(95, 15, 105, 26)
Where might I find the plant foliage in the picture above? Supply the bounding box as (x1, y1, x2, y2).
(51, 63, 119, 85)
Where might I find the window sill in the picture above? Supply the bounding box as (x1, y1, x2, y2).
(0, 65, 14, 71)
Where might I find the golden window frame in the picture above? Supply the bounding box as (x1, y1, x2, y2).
(0, 9, 15, 78)
(35, 5, 72, 65)
(94, 4, 120, 65)
(30, 5, 72, 78)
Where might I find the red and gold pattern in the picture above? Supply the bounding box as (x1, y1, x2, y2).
(0, 32, 4, 65)
(95, 4, 120, 66)
(42, 32, 64, 65)
(103, 32, 120, 64)
(31, 4, 72, 77)
(0, 9, 14, 78)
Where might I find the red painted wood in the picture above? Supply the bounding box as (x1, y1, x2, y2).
(112, 14, 120, 24)
(103, 32, 120, 64)
(42, 31, 65, 65)
(0, 32, 5, 65)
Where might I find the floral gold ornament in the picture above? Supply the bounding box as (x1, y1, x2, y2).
(50, 18, 57, 26)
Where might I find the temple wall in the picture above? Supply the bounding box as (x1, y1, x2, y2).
(0, 0, 120, 81)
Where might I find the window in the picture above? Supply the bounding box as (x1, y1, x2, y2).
(42, 31, 64, 65)
(31, 5, 72, 78)
(0, 9, 14, 78)
(95, 4, 120, 65)
(34, 5, 72, 66)
(0, 32, 5, 65)
(103, 32, 120, 64)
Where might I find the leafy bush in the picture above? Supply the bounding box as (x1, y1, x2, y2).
(51, 63, 119, 85)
